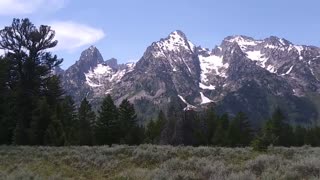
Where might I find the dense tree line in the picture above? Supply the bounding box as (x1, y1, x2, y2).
(1, 19, 320, 149)
(0, 19, 143, 146)
(145, 107, 320, 150)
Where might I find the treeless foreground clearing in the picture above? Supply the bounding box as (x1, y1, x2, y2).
(0, 145, 320, 179)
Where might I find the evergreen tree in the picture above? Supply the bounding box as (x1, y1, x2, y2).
(227, 112, 253, 147)
(127, 125, 145, 145)
(252, 108, 292, 151)
(159, 105, 179, 145)
(59, 96, 78, 145)
(294, 125, 307, 146)
(251, 130, 272, 151)
(44, 104, 66, 146)
(145, 110, 167, 144)
(211, 114, 229, 146)
(193, 115, 207, 146)
(44, 75, 64, 107)
(304, 127, 320, 146)
(0, 57, 15, 144)
(0, 18, 63, 145)
(29, 98, 52, 145)
(95, 95, 119, 146)
(155, 110, 167, 142)
(145, 119, 156, 143)
(118, 99, 139, 145)
(78, 98, 96, 145)
(204, 108, 218, 145)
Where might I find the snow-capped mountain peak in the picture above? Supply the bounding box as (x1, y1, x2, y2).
(154, 30, 194, 55)
(62, 32, 320, 125)
(224, 35, 261, 51)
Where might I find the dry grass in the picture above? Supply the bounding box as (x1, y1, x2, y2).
(0, 145, 320, 179)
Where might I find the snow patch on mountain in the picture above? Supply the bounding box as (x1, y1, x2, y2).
(178, 95, 196, 110)
(85, 62, 136, 87)
(246, 50, 268, 68)
(295, 45, 304, 60)
(227, 36, 261, 50)
(285, 65, 294, 75)
(267, 65, 277, 73)
(199, 82, 216, 90)
(94, 64, 112, 74)
(227, 36, 258, 46)
(200, 92, 213, 104)
(155, 31, 190, 53)
(199, 54, 228, 82)
(111, 63, 136, 82)
(279, 39, 286, 46)
(85, 64, 113, 87)
(265, 44, 278, 49)
(188, 40, 195, 52)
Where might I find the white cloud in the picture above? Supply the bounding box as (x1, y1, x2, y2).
(49, 21, 105, 52)
(0, 0, 67, 15)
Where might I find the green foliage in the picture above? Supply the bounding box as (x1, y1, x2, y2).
(211, 113, 229, 146)
(59, 96, 78, 145)
(145, 111, 167, 144)
(0, 58, 15, 144)
(78, 98, 96, 145)
(29, 98, 52, 145)
(251, 108, 308, 151)
(2, 145, 320, 179)
(294, 125, 307, 146)
(0, 18, 63, 145)
(95, 95, 119, 146)
(227, 112, 253, 147)
(204, 109, 218, 145)
(118, 99, 142, 145)
(0, 18, 319, 148)
(44, 105, 66, 146)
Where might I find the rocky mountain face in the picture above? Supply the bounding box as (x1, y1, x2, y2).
(61, 31, 320, 126)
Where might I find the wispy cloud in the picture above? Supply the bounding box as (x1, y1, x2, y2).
(0, 0, 67, 15)
(49, 21, 105, 52)
(0, 1, 105, 52)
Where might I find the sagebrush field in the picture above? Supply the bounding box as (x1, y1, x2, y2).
(1, 145, 320, 179)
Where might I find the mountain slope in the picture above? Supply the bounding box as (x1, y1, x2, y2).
(61, 31, 320, 126)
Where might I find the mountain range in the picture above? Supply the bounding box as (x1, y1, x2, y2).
(58, 30, 320, 127)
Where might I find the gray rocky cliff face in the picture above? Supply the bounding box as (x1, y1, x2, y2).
(61, 31, 320, 125)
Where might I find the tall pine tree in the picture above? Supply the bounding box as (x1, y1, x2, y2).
(78, 98, 96, 145)
(60, 96, 78, 145)
(44, 104, 66, 146)
(118, 99, 140, 145)
(95, 95, 119, 146)
(0, 57, 14, 144)
(29, 98, 52, 145)
(252, 108, 292, 150)
(226, 112, 253, 147)
(0, 18, 63, 145)
(145, 110, 167, 144)
(211, 114, 229, 146)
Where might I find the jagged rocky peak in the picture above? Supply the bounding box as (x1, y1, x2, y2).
(152, 30, 195, 54)
(223, 35, 260, 47)
(104, 58, 118, 69)
(61, 31, 320, 125)
(79, 45, 104, 64)
(222, 35, 295, 51)
(168, 30, 188, 41)
(224, 35, 256, 43)
(74, 45, 104, 73)
(263, 36, 292, 47)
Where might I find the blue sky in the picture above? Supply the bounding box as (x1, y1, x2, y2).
(0, 0, 319, 69)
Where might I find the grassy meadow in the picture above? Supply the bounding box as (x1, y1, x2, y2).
(0, 145, 320, 179)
